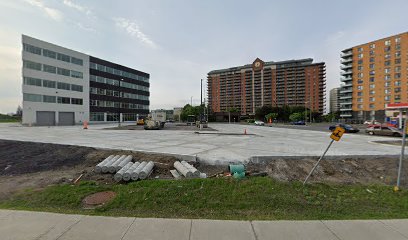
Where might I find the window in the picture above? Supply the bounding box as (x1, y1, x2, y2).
(57, 67, 70, 76)
(57, 82, 71, 90)
(358, 73, 363, 78)
(97, 88, 105, 95)
(358, 53, 363, 59)
(395, 66, 401, 73)
(113, 91, 119, 97)
(42, 49, 56, 59)
(369, 84, 375, 89)
(369, 97, 375, 102)
(57, 97, 70, 104)
(97, 64, 105, 71)
(369, 50, 374, 55)
(23, 60, 41, 71)
(369, 77, 375, 82)
(385, 75, 391, 80)
(358, 47, 363, 52)
(369, 70, 375, 75)
(71, 98, 83, 105)
(395, 51, 401, 58)
(385, 82, 391, 87)
(90, 62, 97, 69)
(369, 104, 375, 109)
(357, 85, 363, 90)
(370, 43, 375, 49)
(385, 53, 391, 59)
(57, 53, 70, 62)
(71, 57, 83, 66)
(358, 59, 363, 65)
(106, 67, 114, 74)
(90, 112, 104, 121)
(385, 46, 391, 52)
(358, 104, 363, 109)
(395, 81, 401, 86)
(113, 80, 120, 86)
(114, 69, 121, 75)
(395, 95, 401, 101)
(105, 101, 114, 107)
(385, 89, 391, 94)
(71, 84, 83, 92)
(370, 57, 375, 62)
(395, 87, 401, 93)
(43, 95, 56, 103)
(23, 44, 41, 55)
(24, 77, 42, 86)
(396, 44, 401, 50)
(71, 70, 83, 79)
(23, 93, 42, 102)
(385, 68, 391, 74)
(96, 76, 105, 83)
(357, 98, 363, 102)
(106, 90, 113, 96)
(43, 64, 56, 74)
(385, 96, 391, 101)
(357, 66, 363, 71)
(369, 64, 375, 69)
(105, 78, 114, 85)
(369, 90, 375, 95)
(395, 73, 401, 79)
(395, 59, 401, 64)
(43, 80, 56, 88)
(90, 87, 97, 94)
(385, 40, 391, 46)
(395, 37, 401, 43)
(384, 60, 391, 66)
(90, 75, 96, 82)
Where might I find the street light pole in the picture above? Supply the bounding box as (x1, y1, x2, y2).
(191, 96, 193, 106)
(118, 78, 123, 127)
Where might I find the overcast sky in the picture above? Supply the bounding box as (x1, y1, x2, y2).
(0, 0, 407, 114)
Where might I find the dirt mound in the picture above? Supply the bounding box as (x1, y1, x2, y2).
(0, 140, 95, 176)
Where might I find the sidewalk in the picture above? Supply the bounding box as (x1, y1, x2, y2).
(1, 210, 408, 240)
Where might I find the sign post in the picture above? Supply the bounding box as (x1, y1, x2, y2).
(303, 126, 345, 185)
(396, 116, 407, 191)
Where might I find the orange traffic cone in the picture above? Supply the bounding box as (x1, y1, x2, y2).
(83, 121, 88, 129)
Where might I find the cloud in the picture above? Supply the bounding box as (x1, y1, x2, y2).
(62, 0, 93, 17)
(23, 0, 63, 21)
(113, 17, 158, 49)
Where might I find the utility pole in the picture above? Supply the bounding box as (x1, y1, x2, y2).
(191, 96, 193, 106)
(200, 79, 203, 122)
(118, 78, 123, 127)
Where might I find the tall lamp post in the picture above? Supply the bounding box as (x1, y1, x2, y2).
(304, 101, 308, 123)
(118, 78, 123, 127)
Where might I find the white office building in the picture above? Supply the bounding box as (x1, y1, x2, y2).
(21, 35, 150, 126)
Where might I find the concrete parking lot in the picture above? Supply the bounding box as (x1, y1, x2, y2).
(0, 123, 402, 164)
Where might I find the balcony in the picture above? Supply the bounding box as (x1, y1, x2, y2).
(340, 88, 353, 94)
(340, 113, 353, 118)
(341, 51, 353, 58)
(340, 76, 352, 82)
(341, 70, 353, 75)
(339, 95, 352, 100)
(341, 58, 353, 64)
(340, 64, 352, 70)
(341, 83, 352, 87)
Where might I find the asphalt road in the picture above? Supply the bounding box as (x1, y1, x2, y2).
(267, 122, 368, 135)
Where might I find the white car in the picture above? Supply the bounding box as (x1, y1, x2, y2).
(254, 120, 265, 126)
(364, 120, 381, 125)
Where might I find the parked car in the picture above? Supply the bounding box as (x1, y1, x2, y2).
(254, 120, 265, 126)
(329, 123, 360, 133)
(291, 120, 305, 125)
(364, 120, 381, 125)
(365, 126, 404, 137)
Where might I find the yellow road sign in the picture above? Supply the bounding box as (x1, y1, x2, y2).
(330, 126, 345, 141)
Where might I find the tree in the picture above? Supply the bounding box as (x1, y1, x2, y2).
(265, 112, 278, 122)
(16, 105, 22, 117)
(289, 112, 304, 122)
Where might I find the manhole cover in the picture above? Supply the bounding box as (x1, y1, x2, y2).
(82, 191, 116, 209)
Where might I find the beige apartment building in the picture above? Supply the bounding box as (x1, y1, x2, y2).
(340, 32, 408, 121)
